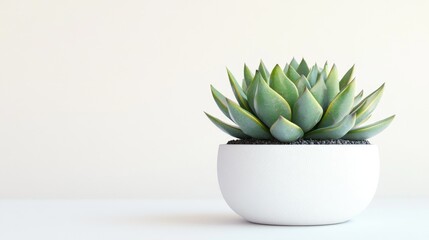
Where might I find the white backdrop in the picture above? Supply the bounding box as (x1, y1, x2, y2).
(0, 0, 428, 198)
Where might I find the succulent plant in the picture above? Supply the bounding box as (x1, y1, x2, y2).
(205, 58, 395, 142)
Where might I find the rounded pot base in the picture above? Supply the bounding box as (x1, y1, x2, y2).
(217, 144, 379, 225)
(246, 218, 350, 226)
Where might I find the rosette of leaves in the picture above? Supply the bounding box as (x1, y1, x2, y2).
(205, 58, 395, 142)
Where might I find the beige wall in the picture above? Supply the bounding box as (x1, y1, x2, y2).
(0, 0, 428, 198)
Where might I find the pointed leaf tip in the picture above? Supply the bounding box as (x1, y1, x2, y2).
(290, 57, 299, 70)
(254, 76, 292, 127)
(319, 79, 356, 128)
(343, 115, 395, 140)
(210, 85, 231, 120)
(226, 99, 271, 139)
(293, 89, 323, 132)
(269, 65, 299, 106)
(286, 65, 301, 83)
(227, 69, 250, 111)
(339, 65, 355, 90)
(325, 64, 339, 104)
(296, 58, 310, 76)
(307, 65, 319, 87)
(205, 112, 248, 139)
(258, 60, 270, 82)
(243, 64, 254, 88)
(354, 83, 385, 125)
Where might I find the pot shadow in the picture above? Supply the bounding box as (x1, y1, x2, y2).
(103, 212, 351, 228)
(105, 212, 249, 227)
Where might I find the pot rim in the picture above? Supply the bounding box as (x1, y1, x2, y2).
(219, 143, 377, 147)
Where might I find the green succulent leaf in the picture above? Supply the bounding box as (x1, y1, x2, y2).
(210, 85, 233, 120)
(208, 61, 394, 141)
(270, 116, 304, 142)
(355, 114, 372, 127)
(286, 65, 301, 84)
(295, 75, 312, 96)
(351, 98, 367, 114)
(258, 60, 270, 82)
(226, 99, 271, 139)
(243, 64, 254, 88)
(296, 58, 310, 76)
(241, 78, 248, 92)
(325, 64, 339, 104)
(354, 90, 364, 107)
(354, 84, 385, 125)
(310, 75, 327, 108)
(205, 112, 248, 139)
(283, 63, 289, 75)
(318, 62, 328, 82)
(246, 71, 262, 113)
(293, 88, 324, 132)
(339, 65, 355, 90)
(290, 57, 299, 70)
(323, 61, 329, 70)
(269, 64, 299, 106)
(305, 114, 356, 139)
(307, 64, 319, 86)
(319, 79, 356, 128)
(227, 69, 250, 111)
(322, 61, 329, 79)
(343, 115, 395, 140)
(254, 77, 292, 126)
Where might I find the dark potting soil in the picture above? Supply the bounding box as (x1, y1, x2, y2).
(227, 138, 371, 145)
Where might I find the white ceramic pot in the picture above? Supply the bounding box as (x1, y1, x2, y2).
(217, 144, 379, 225)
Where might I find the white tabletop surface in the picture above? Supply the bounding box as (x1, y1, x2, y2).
(0, 198, 428, 240)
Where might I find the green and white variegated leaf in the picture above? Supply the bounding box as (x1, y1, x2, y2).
(325, 64, 339, 104)
(319, 80, 356, 128)
(354, 84, 385, 126)
(305, 114, 356, 139)
(258, 60, 270, 83)
(307, 64, 319, 87)
(286, 65, 301, 84)
(226, 99, 271, 139)
(254, 77, 292, 126)
(290, 57, 299, 70)
(205, 112, 248, 139)
(243, 64, 254, 88)
(227, 69, 250, 111)
(310, 75, 327, 108)
(293, 88, 323, 132)
(339, 65, 355, 90)
(295, 75, 311, 95)
(210, 85, 232, 120)
(343, 115, 395, 140)
(296, 58, 310, 76)
(269, 64, 299, 106)
(270, 116, 304, 142)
